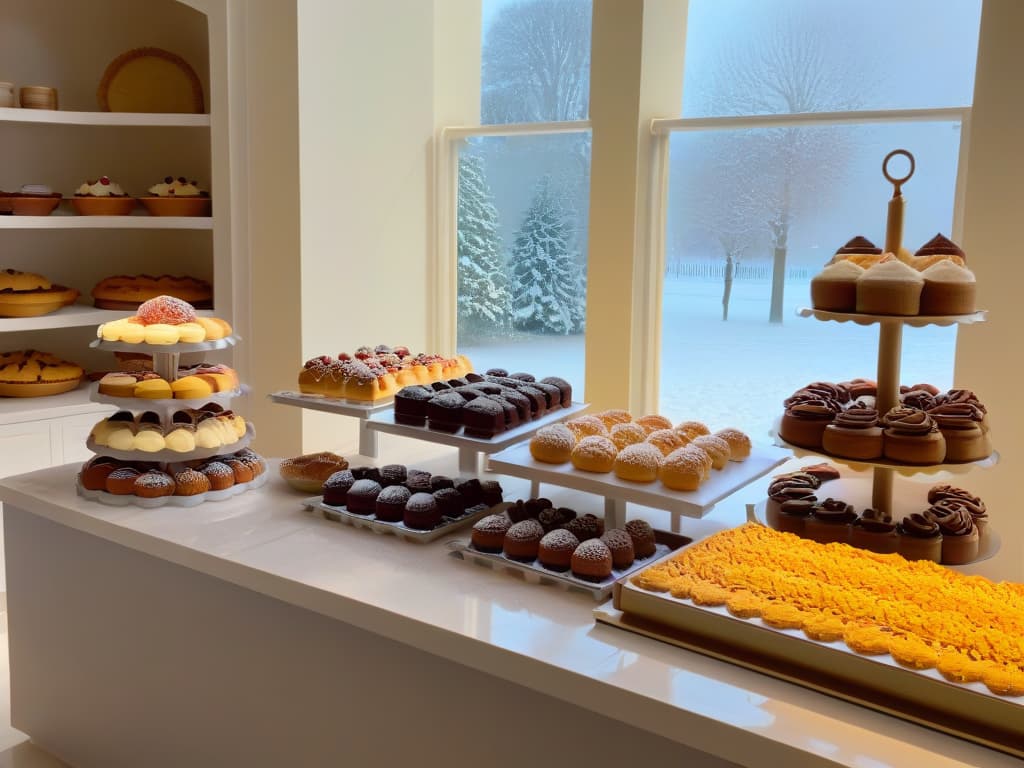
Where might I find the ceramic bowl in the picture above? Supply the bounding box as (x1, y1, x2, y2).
(138, 196, 211, 217)
(11, 194, 61, 216)
(71, 196, 137, 216)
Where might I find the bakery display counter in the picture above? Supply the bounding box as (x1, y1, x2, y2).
(3, 459, 1014, 767)
(488, 440, 789, 530)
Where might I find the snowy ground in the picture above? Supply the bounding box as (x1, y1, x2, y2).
(459, 277, 958, 439)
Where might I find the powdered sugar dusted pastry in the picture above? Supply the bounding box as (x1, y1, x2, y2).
(570, 435, 617, 473)
(613, 442, 662, 483)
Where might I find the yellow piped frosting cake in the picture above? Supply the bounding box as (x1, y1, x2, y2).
(632, 523, 1024, 697)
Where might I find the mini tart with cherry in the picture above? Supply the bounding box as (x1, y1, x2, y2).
(0, 350, 84, 397)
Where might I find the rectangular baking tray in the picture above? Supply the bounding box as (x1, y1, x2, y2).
(598, 547, 1024, 759)
(302, 496, 504, 544)
(449, 528, 691, 601)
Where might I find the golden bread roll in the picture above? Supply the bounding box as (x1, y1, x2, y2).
(613, 442, 662, 483)
(595, 408, 632, 429)
(659, 445, 711, 491)
(714, 428, 751, 461)
(570, 435, 618, 473)
(691, 434, 731, 470)
(529, 423, 575, 464)
(609, 422, 647, 451)
(566, 415, 609, 441)
(674, 420, 710, 440)
(646, 428, 684, 456)
(635, 414, 673, 434)
(279, 452, 350, 493)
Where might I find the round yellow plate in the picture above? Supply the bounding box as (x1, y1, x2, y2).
(98, 47, 204, 114)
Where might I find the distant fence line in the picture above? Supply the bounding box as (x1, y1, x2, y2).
(665, 261, 812, 281)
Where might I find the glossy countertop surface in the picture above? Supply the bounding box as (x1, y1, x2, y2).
(0, 448, 1018, 768)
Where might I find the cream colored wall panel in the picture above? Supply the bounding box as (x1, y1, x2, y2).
(0, 422, 53, 479)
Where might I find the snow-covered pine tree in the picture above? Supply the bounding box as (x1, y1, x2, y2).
(457, 153, 511, 338)
(509, 176, 586, 335)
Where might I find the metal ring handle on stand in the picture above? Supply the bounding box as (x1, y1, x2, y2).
(882, 149, 915, 197)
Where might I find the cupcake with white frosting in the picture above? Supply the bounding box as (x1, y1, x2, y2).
(811, 259, 865, 312)
(856, 258, 924, 316)
(919, 259, 976, 315)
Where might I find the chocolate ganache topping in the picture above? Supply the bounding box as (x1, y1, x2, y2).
(811, 498, 857, 524)
(767, 473, 820, 498)
(833, 407, 879, 430)
(786, 400, 838, 421)
(855, 507, 897, 534)
(933, 389, 987, 414)
(927, 485, 986, 520)
(901, 389, 937, 411)
(915, 233, 966, 260)
(780, 498, 816, 517)
(924, 501, 976, 536)
(836, 235, 882, 255)
(882, 407, 938, 435)
(899, 513, 941, 539)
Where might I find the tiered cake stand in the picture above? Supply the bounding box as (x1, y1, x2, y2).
(77, 333, 264, 506)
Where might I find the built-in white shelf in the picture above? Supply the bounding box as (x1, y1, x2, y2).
(0, 305, 135, 332)
(0, 382, 112, 426)
(0, 214, 212, 230)
(0, 107, 210, 128)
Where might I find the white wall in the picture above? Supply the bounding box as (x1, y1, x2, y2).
(296, 0, 480, 454)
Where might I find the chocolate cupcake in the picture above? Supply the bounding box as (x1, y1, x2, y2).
(898, 513, 942, 562)
(563, 513, 603, 542)
(537, 506, 576, 533)
(322, 469, 356, 506)
(454, 478, 484, 506)
(345, 479, 382, 515)
(503, 519, 544, 561)
(405, 469, 433, 494)
(505, 500, 532, 524)
(537, 529, 579, 572)
(766, 476, 818, 529)
(925, 500, 979, 564)
(480, 480, 503, 506)
(394, 386, 433, 426)
(601, 529, 636, 570)
(380, 464, 408, 487)
(350, 466, 382, 484)
(471, 513, 511, 552)
(805, 498, 856, 544)
(404, 492, 441, 530)
(375, 485, 411, 522)
(850, 508, 899, 554)
(434, 487, 467, 518)
(429, 474, 455, 491)
(927, 484, 987, 539)
(624, 519, 656, 558)
(776, 497, 816, 536)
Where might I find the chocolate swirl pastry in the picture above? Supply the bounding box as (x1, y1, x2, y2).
(767, 472, 820, 498)
(840, 378, 877, 399)
(882, 407, 939, 435)
(786, 400, 839, 421)
(901, 389, 937, 411)
(833, 407, 879, 429)
(899, 513, 941, 539)
(933, 389, 987, 414)
(924, 501, 976, 536)
(855, 507, 897, 534)
(771, 486, 818, 505)
(785, 381, 849, 408)
(780, 498, 817, 517)
(928, 402, 984, 426)
(811, 498, 857, 524)
(927, 485, 986, 518)
(836, 235, 882, 256)
(799, 463, 841, 482)
(902, 382, 940, 396)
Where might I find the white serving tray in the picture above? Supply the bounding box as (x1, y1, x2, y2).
(268, 390, 394, 417)
(86, 421, 255, 463)
(487, 441, 790, 518)
(365, 401, 590, 453)
(770, 419, 999, 476)
(76, 469, 268, 508)
(447, 528, 691, 602)
(797, 307, 987, 327)
(302, 496, 504, 544)
(90, 334, 238, 354)
(91, 386, 245, 413)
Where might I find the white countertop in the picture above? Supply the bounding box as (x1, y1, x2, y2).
(0, 455, 1017, 768)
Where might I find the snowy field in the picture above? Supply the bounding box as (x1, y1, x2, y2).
(459, 277, 958, 439)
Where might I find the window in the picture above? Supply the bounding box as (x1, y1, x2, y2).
(657, 0, 982, 436)
(452, 0, 592, 393)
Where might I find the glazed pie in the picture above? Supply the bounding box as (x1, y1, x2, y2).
(0, 269, 79, 317)
(0, 350, 84, 397)
(91, 274, 213, 310)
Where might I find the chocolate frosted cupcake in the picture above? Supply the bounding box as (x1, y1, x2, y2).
(898, 513, 942, 562)
(537, 506, 576, 533)
(933, 389, 989, 432)
(379, 464, 408, 487)
(766, 478, 818, 530)
(900, 388, 937, 411)
(433, 487, 467, 518)
(927, 484, 987, 540)
(480, 480, 504, 506)
(776, 497, 817, 536)
(779, 399, 838, 450)
(830, 235, 883, 265)
(564, 513, 604, 543)
(925, 500, 980, 565)
(882, 407, 946, 464)
(822, 407, 883, 460)
(850, 508, 899, 554)
(927, 403, 990, 462)
(624, 519, 656, 558)
(805, 498, 856, 544)
(454, 478, 483, 506)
